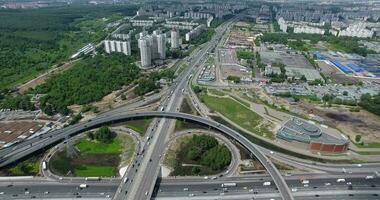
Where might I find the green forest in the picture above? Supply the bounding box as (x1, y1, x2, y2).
(359, 93, 380, 116)
(172, 135, 231, 176)
(0, 5, 137, 90)
(34, 53, 140, 115)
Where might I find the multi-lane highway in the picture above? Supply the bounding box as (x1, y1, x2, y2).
(0, 174, 378, 199)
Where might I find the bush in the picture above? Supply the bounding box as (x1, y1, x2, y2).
(227, 76, 241, 83)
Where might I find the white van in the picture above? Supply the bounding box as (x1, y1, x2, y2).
(337, 179, 346, 183)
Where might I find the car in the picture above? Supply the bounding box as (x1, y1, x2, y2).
(357, 164, 362, 167)
(0, 192, 4, 195)
(183, 188, 189, 191)
(145, 191, 148, 196)
(291, 188, 297, 192)
(325, 183, 331, 186)
(44, 191, 49, 194)
(189, 193, 195, 197)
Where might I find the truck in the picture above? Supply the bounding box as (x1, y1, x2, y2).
(79, 184, 87, 189)
(42, 161, 47, 170)
(221, 183, 236, 187)
(365, 176, 374, 180)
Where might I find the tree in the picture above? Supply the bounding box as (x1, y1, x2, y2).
(227, 76, 241, 83)
(187, 147, 202, 161)
(192, 85, 203, 94)
(69, 113, 83, 125)
(322, 94, 333, 103)
(355, 135, 361, 143)
(201, 145, 231, 170)
(86, 131, 95, 140)
(191, 166, 201, 175)
(94, 126, 113, 143)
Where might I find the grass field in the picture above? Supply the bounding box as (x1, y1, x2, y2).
(200, 94, 274, 139)
(76, 138, 122, 154)
(208, 89, 225, 97)
(2, 156, 41, 176)
(120, 134, 136, 165)
(125, 118, 153, 136)
(74, 165, 115, 177)
(200, 94, 262, 127)
(50, 133, 135, 177)
(230, 95, 250, 107)
(355, 142, 380, 149)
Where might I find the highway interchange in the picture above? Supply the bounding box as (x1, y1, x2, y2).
(0, 17, 380, 200)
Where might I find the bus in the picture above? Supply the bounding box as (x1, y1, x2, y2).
(221, 183, 236, 187)
(85, 177, 101, 181)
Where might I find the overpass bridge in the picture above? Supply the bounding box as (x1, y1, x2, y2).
(0, 111, 293, 200)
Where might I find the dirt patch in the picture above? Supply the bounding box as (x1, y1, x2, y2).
(0, 121, 44, 148)
(325, 112, 363, 123)
(299, 103, 380, 144)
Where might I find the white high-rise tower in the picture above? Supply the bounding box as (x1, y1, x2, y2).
(138, 34, 152, 68)
(171, 28, 180, 49)
(157, 33, 166, 59)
